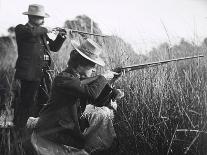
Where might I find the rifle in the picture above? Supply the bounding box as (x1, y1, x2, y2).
(81, 55, 204, 108)
(113, 55, 204, 74)
(85, 55, 204, 108)
(52, 27, 110, 37)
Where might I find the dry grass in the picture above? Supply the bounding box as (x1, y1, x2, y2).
(0, 30, 207, 155)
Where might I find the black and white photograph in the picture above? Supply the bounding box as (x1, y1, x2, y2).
(0, 0, 207, 154)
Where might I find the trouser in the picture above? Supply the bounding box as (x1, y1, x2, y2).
(12, 71, 52, 155)
(13, 70, 52, 129)
(31, 132, 89, 155)
(13, 80, 40, 129)
(29, 104, 117, 155)
(11, 80, 40, 155)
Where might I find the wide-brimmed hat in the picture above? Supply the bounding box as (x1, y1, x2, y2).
(23, 4, 50, 18)
(71, 39, 105, 66)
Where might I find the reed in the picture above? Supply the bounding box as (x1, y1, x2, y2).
(0, 25, 207, 155)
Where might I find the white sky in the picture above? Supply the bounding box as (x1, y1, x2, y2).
(0, 0, 207, 53)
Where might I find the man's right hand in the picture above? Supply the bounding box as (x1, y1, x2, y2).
(102, 70, 119, 81)
(45, 27, 53, 33)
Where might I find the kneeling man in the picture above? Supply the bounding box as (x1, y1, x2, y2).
(30, 39, 123, 154)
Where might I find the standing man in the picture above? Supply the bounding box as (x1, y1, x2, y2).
(14, 4, 66, 129)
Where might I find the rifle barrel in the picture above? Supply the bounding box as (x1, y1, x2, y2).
(66, 29, 109, 37)
(123, 55, 204, 71)
(53, 27, 110, 37)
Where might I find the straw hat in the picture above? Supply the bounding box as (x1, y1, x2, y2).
(23, 4, 50, 18)
(71, 39, 105, 66)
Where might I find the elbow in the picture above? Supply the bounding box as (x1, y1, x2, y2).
(49, 42, 63, 52)
(51, 45, 63, 52)
(51, 36, 66, 52)
(50, 47, 59, 52)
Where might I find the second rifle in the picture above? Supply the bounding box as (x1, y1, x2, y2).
(53, 27, 110, 37)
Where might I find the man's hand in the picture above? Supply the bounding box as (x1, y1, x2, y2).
(115, 89, 124, 100)
(26, 117, 39, 128)
(111, 88, 124, 102)
(45, 27, 53, 33)
(102, 70, 119, 81)
(106, 68, 123, 85)
(58, 29, 67, 38)
(51, 27, 67, 38)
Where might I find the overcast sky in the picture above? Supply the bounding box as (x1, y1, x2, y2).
(0, 0, 207, 53)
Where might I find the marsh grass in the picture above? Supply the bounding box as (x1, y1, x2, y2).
(0, 29, 207, 154)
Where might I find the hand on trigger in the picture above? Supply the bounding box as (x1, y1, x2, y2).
(58, 29, 67, 38)
(102, 70, 119, 81)
(115, 89, 124, 99)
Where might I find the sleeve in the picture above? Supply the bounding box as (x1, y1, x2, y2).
(15, 24, 48, 40)
(46, 34, 66, 52)
(54, 72, 108, 100)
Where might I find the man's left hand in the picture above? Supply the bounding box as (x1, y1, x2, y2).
(58, 29, 67, 38)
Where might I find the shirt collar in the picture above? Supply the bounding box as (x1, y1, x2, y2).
(27, 22, 41, 28)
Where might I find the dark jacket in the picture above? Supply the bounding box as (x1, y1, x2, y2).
(36, 67, 108, 148)
(15, 23, 66, 81)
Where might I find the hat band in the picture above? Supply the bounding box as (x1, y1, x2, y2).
(78, 47, 98, 60)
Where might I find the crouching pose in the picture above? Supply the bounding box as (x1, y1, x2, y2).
(29, 39, 123, 154)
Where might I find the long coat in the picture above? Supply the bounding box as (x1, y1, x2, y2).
(36, 67, 108, 148)
(15, 23, 66, 81)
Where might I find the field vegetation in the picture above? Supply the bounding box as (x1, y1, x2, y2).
(0, 15, 207, 155)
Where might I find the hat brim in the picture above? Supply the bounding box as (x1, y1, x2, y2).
(71, 40, 105, 67)
(23, 12, 50, 18)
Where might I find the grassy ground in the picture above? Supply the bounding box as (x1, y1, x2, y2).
(0, 30, 207, 154)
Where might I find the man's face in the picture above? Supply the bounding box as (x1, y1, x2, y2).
(79, 65, 96, 78)
(29, 15, 45, 26)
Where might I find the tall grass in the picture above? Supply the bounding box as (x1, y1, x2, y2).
(104, 39, 207, 155)
(0, 16, 207, 154)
